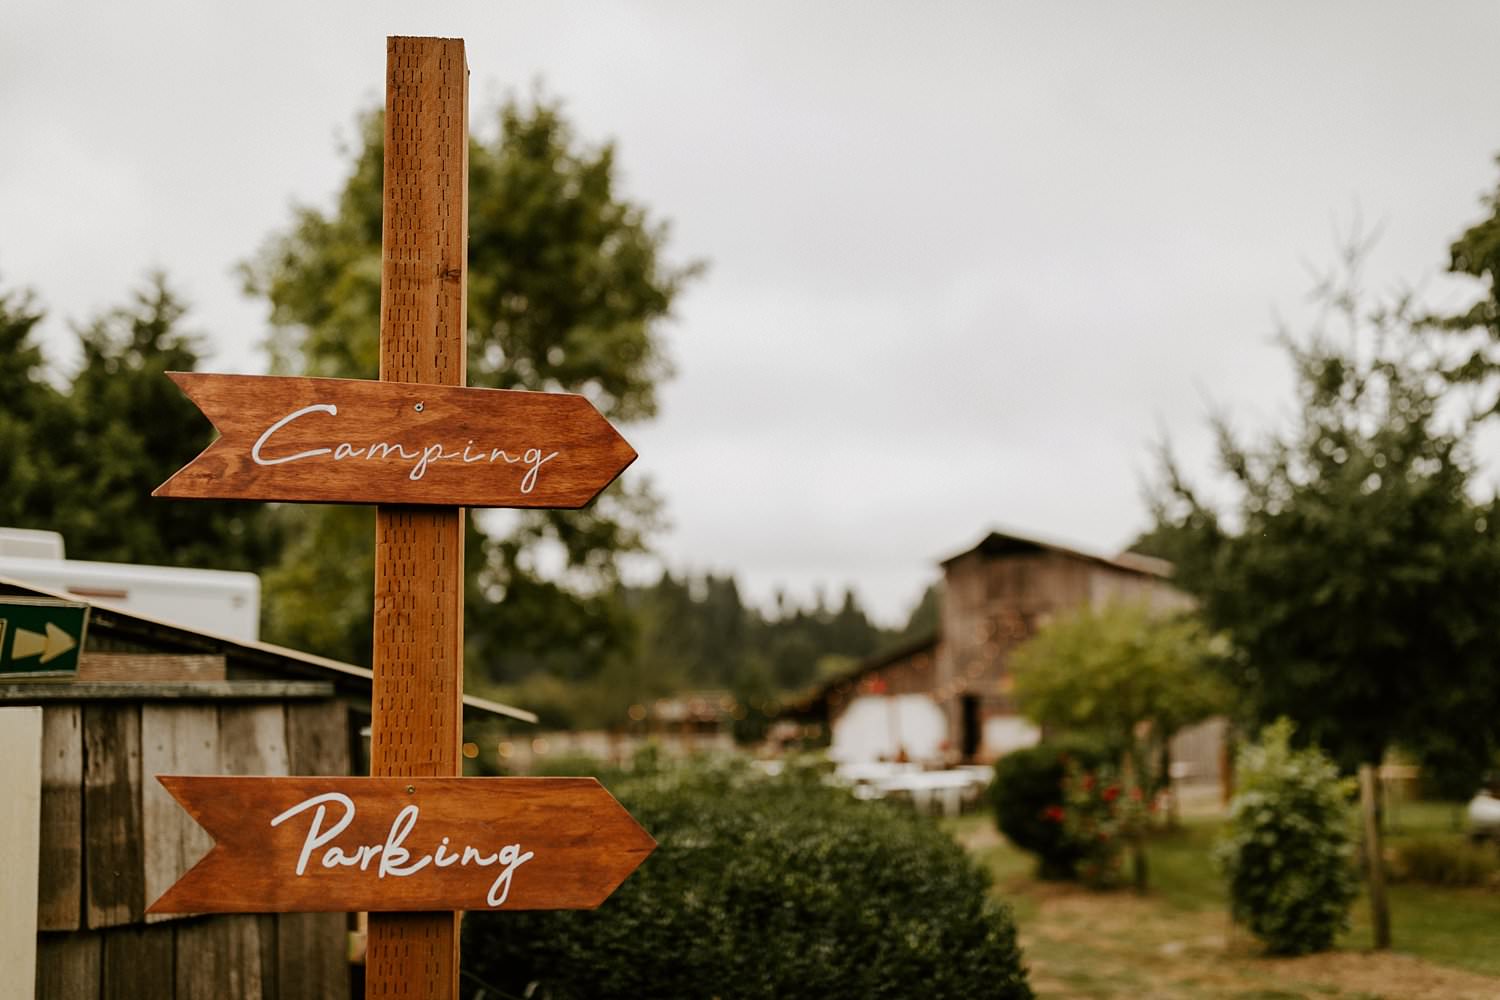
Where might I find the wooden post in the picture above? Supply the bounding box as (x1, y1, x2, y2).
(1359, 763, 1391, 950)
(367, 35, 469, 1000)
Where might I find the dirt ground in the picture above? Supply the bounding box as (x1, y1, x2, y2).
(956, 823, 1500, 1000)
(1018, 885, 1500, 1000)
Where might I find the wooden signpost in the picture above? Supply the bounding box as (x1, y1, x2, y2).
(154, 373, 636, 508)
(147, 776, 654, 914)
(147, 36, 654, 999)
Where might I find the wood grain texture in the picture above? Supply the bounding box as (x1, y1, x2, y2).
(100, 923, 174, 999)
(286, 699, 351, 776)
(83, 704, 144, 928)
(276, 912, 349, 1000)
(38, 705, 84, 931)
(141, 704, 218, 923)
(371, 512, 463, 781)
(175, 915, 266, 1000)
(0, 707, 41, 996)
(281, 700, 352, 999)
(220, 703, 291, 777)
(146, 776, 654, 913)
(0, 681, 334, 702)
(369, 35, 469, 1000)
(258, 913, 280, 1000)
(153, 374, 635, 509)
(78, 652, 226, 683)
(35, 931, 101, 1000)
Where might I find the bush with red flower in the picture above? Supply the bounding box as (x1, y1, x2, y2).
(989, 737, 1114, 880)
(1054, 761, 1149, 889)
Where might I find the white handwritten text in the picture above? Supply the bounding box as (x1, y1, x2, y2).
(250, 403, 559, 493)
(270, 792, 535, 907)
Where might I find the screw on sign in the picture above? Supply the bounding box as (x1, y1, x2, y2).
(148, 37, 653, 1000)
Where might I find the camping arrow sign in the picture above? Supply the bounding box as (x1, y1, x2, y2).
(153, 372, 637, 508)
(147, 775, 656, 914)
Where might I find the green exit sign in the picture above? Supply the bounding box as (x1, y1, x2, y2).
(0, 598, 89, 680)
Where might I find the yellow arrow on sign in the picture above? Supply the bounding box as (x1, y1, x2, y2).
(13, 622, 76, 664)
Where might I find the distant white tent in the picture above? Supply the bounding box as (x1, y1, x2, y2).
(829, 693, 947, 764)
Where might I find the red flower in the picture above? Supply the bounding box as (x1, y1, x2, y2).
(1081, 774, 1096, 791)
(1102, 785, 1120, 802)
(1042, 805, 1066, 823)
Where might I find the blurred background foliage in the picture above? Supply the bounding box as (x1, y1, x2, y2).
(0, 95, 932, 731)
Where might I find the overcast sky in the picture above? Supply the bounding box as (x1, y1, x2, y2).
(3, 2, 1498, 624)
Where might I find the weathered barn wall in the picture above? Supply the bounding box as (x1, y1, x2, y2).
(29, 689, 351, 1000)
(937, 541, 1190, 763)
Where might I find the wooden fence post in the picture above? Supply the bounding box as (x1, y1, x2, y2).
(1359, 763, 1391, 950)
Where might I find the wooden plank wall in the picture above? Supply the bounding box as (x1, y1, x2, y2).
(78, 654, 227, 683)
(34, 697, 351, 1000)
(0, 708, 43, 997)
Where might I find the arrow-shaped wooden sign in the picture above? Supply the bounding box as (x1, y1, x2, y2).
(147, 776, 655, 914)
(153, 372, 637, 508)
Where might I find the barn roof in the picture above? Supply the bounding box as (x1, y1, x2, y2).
(787, 631, 940, 718)
(938, 527, 1172, 578)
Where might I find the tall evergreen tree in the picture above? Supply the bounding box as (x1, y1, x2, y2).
(77, 276, 279, 569)
(0, 281, 72, 531)
(2, 274, 275, 571)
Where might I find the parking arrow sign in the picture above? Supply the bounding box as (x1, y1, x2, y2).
(0, 598, 89, 679)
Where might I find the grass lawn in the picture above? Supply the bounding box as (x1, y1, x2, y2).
(945, 810, 1500, 1000)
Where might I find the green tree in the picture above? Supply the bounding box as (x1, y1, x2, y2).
(1149, 248, 1500, 789)
(16, 274, 276, 571)
(1011, 604, 1227, 771)
(897, 581, 941, 641)
(1430, 157, 1500, 383)
(1009, 602, 1229, 887)
(0, 281, 74, 530)
(241, 96, 700, 671)
(66, 275, 278, 570)
(829, 587, 880, 659)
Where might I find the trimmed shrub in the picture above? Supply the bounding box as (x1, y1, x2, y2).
(1217, 720, 1358, 955)
(464, 755, 1034, 1000)
(1392, 835, 1498, 887)
(989, 738, 1114, 880)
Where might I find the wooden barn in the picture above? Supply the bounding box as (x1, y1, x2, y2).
(0, 575, 532, 1000)
(802, 529, 1214, 772)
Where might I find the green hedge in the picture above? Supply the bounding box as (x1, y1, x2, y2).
(1393, 835, 1498, 887)
(464, 756, 1033, 999)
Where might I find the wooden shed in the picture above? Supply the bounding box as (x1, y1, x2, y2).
(0, 575, 533, 999)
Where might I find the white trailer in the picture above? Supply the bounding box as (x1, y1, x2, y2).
(0, 528, 260, 642)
